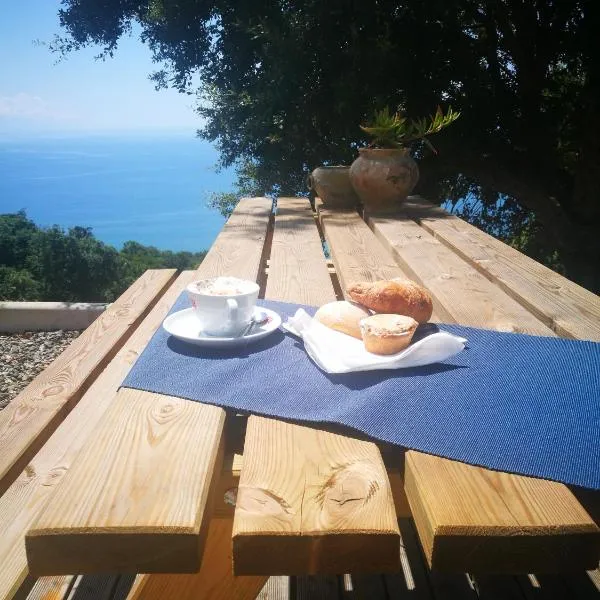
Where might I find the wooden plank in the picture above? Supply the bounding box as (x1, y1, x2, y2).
(199, 197, 272, 280)
(399, 519, 477, 600)
(26, 198, 272, 575)
(256, 577, 290, 599)
(367, 212, 599, 573)
(0, 272, 197, 600)
(369, 213, 555, 336)
(401, 196, 600, 341)
(25, 576, 75, 600)
(233, 197, 400, 576)
(235, 418, 400, 575)
(265, 197, 334, 306)
(127, 518, 267, 600)
(0, 269, 177, 495)
(317, 203, 447, 322)
(404, 440, 598, 574)
(214, 414, 410, 527)
(26, 387, 226, 574)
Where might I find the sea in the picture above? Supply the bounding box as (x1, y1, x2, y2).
(0, 132, 236, 252)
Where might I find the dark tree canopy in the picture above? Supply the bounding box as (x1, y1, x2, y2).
(52, 1, 600, 291)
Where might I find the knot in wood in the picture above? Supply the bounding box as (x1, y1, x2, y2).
(42, 466, 68, 487)
(43, 385, 64, 398)
(316, 462, 381, 514)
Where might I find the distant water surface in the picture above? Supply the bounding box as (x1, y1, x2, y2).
(0, 132, 235, 252)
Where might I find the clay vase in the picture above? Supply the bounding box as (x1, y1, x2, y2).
(307, 166, 360, 208)
(349, 148, 419, 211)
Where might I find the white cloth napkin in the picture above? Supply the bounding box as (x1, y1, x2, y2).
(283, 309, 467, 374)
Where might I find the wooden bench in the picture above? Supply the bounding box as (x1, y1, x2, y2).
(1, 197, 599, 600)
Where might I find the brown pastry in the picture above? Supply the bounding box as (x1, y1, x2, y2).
(347, 278, 433, 323)
(314, 301, 371, 339)
(359, 314, 419, 355)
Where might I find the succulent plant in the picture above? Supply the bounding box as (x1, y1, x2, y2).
(360, 106, 460, 152)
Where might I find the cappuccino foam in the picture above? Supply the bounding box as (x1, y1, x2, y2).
(192, 277, 254, 296)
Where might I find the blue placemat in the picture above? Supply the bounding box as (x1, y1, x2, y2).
(122, 294, 600, 490)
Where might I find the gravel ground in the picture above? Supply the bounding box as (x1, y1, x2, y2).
(0, 330, 81, 410)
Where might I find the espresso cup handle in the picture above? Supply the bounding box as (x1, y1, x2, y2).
(226, 298, 239, 326)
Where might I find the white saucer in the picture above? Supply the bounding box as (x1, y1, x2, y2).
(162, 307, 282, 348)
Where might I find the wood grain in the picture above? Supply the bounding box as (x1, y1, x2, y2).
(0, 271, 197, 600)
(233, 198, 399, 576)
(127, 518, 267, 600)
(404, 452, 599, 573)
(402, 196, 600, 341)
(235, 418, 400, 575)
(256, 577, 290, 599)
(265, 197, 334, 306)
(367, 211, 599, 573)
(25, 198, 273, 576)
(26, 388, 225, 574)
(316, 203, 447, 322)
(199, 197, 272, 279)
(369, 213, 556, 335)
(0, 269, 177, 495)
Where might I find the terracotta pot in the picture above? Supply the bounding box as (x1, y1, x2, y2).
(349, 148, 419, 210)
(307, 166, 360, 208)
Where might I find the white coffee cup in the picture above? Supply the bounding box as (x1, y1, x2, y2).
(187, 276, 259, 336)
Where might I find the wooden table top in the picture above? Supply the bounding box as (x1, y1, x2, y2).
(8, 196, 600, 596)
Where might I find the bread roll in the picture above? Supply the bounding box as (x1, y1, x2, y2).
(314, 301, 371, 339)
(359, 314, 419, 355)
(347, 278, 433, 323)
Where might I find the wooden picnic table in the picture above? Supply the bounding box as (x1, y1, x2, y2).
(0, 196, 599, 600)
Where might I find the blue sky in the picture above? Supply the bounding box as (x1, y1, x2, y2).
(0, 1, 201, 136)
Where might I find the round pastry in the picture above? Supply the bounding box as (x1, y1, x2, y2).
(359, 313, 419, 355)
(347, 278, 433, 323)
(314, 301, 371, 339)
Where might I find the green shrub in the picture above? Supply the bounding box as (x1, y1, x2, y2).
(0, 212, 206, 302)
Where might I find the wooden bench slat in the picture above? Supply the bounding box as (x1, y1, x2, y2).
(369, 212, 556, 336)
(24, 197, 272, 577)
(366, 211, 599, 573)
(405, 452, 598, 573)
(0, 269, 177, 496)
(233, 198, 400, 576)
(128, 518, 267, 600)
(265, 197, 334, 306)
(235, 418, 400, 576)
(0, 271, 196, 600)
(197, 197, 272, 281)
(316, 202, 447, 322)
(26, 387, 225, 574)
(402, 197, 600, 341)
